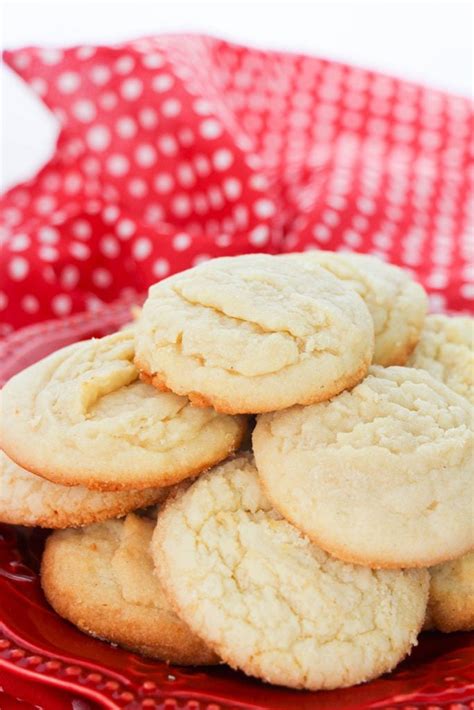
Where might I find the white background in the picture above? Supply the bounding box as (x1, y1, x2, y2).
(1, 0, 472, 192)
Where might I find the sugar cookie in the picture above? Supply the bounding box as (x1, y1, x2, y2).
(152, 455, 429, 690)
(253, 366, 473, 568)
(1, 331, 246, 490)
(135, 254, 374, 413)
(282, 251, 428, 366)
(425, 552, 474, 633)
(41, 513, 217, 664)
(408, 314, 473, 404)
(0, 450, 167, 528)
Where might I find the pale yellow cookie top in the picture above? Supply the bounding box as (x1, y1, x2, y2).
(135, 254, 374, 413)
(426, 552, 474, 633)
(41, 513, 216, 664)
(0, 331, 246, 490)
(152, 455, 428, 690)
(282, 251, 428, 366)
(408, 314, 473, 403)
(253, 366, 473, 569)
(0, 450, 167, 528)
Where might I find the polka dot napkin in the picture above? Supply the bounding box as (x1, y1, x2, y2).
(1, 34, 472, 335)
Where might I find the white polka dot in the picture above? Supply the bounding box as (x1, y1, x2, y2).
(82, 157, 101, 176)
(154, 173, 174, 194)
(152, 74, 173, 92)
(72, 100, 96, 123)
(213, 149, 234, 171)
(39, 48, 63, 65)
(90, 65, 111, 85)
(0, 292, 7, 311)
(57, 72, 80, 94)
(135, 144, 157, 168)
(106, 154, 130, 177)
(60, 265, 80, 289)
(128, 178, 148, 198)
(208, 187, 224, 209)
(38, 226, 59, 244)
(52, 294, 72, 316)
(253, 199, 276, 218)
(194, 155, 211, 177)
(71, 219, 91, 240)
(312, 224, 331, 242)
(100, 235, 121, 258)
(99, 92, 118, 110)
(115, 55, 135, 74)
(116, 116, 137, 139)
(171, 195, 192, 218)
(120, 78, 143, 101)
(216, 233, 232, 248)
(9, 256, 29, 281)
(193, 99, 212, 115)
(102, 205, 120, 224)
(132, 237, 153, 260)
(153, 258, 170, 278)
(69, 241, 91, 260)
(144, 204, 164, 224)
(223, 178, 242, 201)
(162, 98, 181, 117)
(10, 234, 30, 251)
(86, 125, 111, 151)
(173, 233, 192, 251)
(139, 108, 158, 129)
(116, 219, 136, 240)
(64, 172, 83, 194)
(193, 194, 209, 215)
(92, 268, 113, 288)
(199, 118, 223, 140)
(142, 53, 164, 69)
(322, 209, 340, 227)
(157, 134, 178, 156)
(233, 205, 248, 227)
(35, 195, 56, 215)
(177, 163, 196, 188)
(21, 294, 39, 314)
(76, 46, 95, 60)
(249, 225, 270, 247)
(30, 78, 47, 96)
(461, 283, 474, 299)
(178, 128, 195, 146)
(39, 245, 59, 262)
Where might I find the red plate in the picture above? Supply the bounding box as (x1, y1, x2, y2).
(1, 305, 473, 710)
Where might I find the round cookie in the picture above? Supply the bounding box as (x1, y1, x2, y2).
(281, 251, 428, 366)
(41, 513, 217, 664)
(1, 331, 246, 490)
(0, 450, 168, 528)
(253, 366, 473, 569)
(152, 455, 429, 691)
(135, 254, 374, 414)
(408, 314, 473, 404)
(425, 552, 474, 633)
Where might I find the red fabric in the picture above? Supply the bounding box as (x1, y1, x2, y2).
(1, 34, 473, 335)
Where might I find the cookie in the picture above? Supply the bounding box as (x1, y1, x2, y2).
(408, 314, 473, 404)
(253, 366, 473, 569)
(0, 449, 167, 528)
(152, 455, 429, 690)
(282, 251, 428, 366)
(1, 331, 246, 491)
(41, 512, 217, 664)
(425, 552, 474, 633)
(135, 254, 374, 414)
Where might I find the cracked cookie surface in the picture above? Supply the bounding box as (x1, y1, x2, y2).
(152, 455, 428, 690)
(425, 552, 474, 633)
(135, 254, 374, 413)
(0, 450, 167, 528)
(41, 513, 217, 664)
(408, 314, 473, 404)
(281, 251, 428, 366)
(253, 366, 473, 568)
(1, 331, 246, 490)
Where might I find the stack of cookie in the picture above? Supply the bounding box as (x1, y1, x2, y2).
(1, 252, 472, 691)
